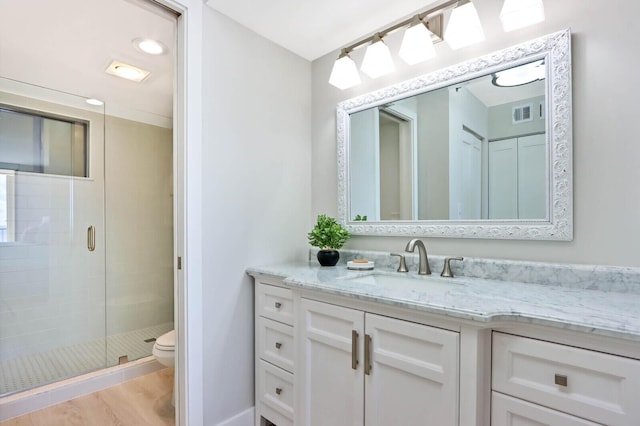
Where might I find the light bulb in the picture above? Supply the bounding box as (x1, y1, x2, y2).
(500, 0, 545, 32)
(444, 1, 485, 50)
(399, 22, 437, 65)
(329, 54, 361, 90)
(361, 38, 395, 79)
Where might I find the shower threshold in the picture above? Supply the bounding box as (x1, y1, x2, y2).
(0, 322, 173, 396)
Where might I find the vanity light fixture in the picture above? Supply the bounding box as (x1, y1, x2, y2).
(360, 34, 395, 79)
(500, 0, 545, 32)
(105, 60, 150, 82)
(327, 0, 522, 89)
(444, 0, 485, 50)
(85, 98, 104, 106)
(328, 49, 361, 90)
(133, 38, 167, 55)
(399, 16, 437, 65)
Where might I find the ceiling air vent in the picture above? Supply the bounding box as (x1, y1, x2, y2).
(512, 103, 533, 124)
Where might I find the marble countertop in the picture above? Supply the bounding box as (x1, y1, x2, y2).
(247, 262, 640, 343)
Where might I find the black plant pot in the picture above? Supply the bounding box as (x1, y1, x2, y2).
(317, 249, 340, 266)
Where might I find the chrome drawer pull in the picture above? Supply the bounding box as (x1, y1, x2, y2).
(364, 334, 372, 375)
(555, 374, 568, 387)
(275, 342, 282, 349)
(274, 302, 282, 309)
(275, 387, 283, 395)
(351, 330, 359, 370)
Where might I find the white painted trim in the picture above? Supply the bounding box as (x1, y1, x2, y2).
(337, 29, 573, 241)
(155, 0, 205, 425)
(216, 407, 255, 426)
(0, 358, 164, 422)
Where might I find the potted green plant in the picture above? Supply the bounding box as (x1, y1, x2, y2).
(308, 214, 351, 266)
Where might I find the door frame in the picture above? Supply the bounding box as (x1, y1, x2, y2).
(155, 0, 204, 425)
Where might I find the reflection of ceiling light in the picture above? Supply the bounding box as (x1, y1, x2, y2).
(444, 0, 485, 50)
(361, 34, 395, 79)
(85, 98, 104, 106)
(133, 38, 167, 55)
(328, 50, 361, 90)
(500, 0, 545, 32)
(105, 60, 150, 82)
(492, 60, 545, 87)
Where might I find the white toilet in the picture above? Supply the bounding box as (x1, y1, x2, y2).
(153, 330, 175, 405)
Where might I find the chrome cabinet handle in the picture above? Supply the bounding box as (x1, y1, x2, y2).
(364, 334, 372, 375)
(275, 342, 282, 349)
(352, 330, 359, 370)
(275, 387, 282, 395)
(555, 374, 568, 387)
(274, 302, 282, 309)
(87, 226, 96, 252)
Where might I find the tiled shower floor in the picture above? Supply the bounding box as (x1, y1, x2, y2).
(0, 322, 173, 396)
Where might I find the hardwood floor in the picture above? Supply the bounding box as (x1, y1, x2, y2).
(1, 368, 175, 426)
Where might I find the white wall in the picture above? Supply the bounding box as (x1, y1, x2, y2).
(105, 116, 173, 339)
(311, 0, 640, 267)
(201, 8, 311, 425)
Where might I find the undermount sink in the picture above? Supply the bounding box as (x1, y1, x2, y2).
(341, 272, 458, 288)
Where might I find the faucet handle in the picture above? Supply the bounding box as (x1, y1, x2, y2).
(390, 253, 408, 273)
(441, 257, 464, 278)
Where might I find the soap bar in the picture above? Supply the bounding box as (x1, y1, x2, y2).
(353, 259, 369, 264)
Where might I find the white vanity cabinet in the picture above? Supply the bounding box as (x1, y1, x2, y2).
(491, 332, 640, 426)
(299, 297, 459, 426)
(255, 279, 296, 426)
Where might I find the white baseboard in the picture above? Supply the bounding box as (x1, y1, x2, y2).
(0, 357, 164, 422)
(216, 406, 255, 426)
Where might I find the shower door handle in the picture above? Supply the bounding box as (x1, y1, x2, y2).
(87, 225, 96, 252)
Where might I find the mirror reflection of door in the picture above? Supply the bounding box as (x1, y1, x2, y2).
(452, 127, 482, 219)
(350, 106, 416, 221)
(488, 133, 546, 219)
(379, 107, 415, 220)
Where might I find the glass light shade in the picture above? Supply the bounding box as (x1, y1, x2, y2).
(444, 1, 485, 50)
(328, 55, 361, 90)
(361, 40, 395, 79)
(500, 0, 545, 32)
(399, 23, 437, 65)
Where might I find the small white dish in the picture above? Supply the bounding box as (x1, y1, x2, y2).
(347, 260, 375, 270)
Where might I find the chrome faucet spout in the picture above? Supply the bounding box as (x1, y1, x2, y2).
(405, 239, 431, 275)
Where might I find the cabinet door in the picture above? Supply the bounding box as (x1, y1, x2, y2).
(517, 134, 546, 220)
(488, 138, 518, 219)
(364, 313, 459, 426)
(300, 298, 365, 426)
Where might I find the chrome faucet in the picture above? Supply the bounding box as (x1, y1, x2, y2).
(405, 239, 431, 275)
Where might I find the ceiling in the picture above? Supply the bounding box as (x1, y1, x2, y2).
(0, 0, 443, 122)
(206, 0, 440, 61)
(0, 0, 176, 123)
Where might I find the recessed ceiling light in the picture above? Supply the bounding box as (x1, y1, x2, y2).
(133, 38, 167, 55)
(105, 60, 150, 82)
(86, 98, 104, 106)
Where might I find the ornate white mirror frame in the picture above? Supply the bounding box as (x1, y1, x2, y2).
(337, 29, 573, 240)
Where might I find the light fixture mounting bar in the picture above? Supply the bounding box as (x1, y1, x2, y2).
(340, 0, 457, 55)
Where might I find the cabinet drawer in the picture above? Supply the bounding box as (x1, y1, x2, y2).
(258, 317, 294, 373)
(258, 360, 294, 423)
(492, 392, 600, 426)
(492, 332, 640, 425)
(257, 283, 294, 326)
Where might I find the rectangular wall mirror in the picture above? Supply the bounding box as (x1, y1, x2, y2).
(337, 29, 572, 240)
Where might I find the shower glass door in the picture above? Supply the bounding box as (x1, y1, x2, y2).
(0, 77, 106, 396)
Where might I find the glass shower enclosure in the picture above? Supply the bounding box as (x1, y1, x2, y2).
(0, 77, 173, 397)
